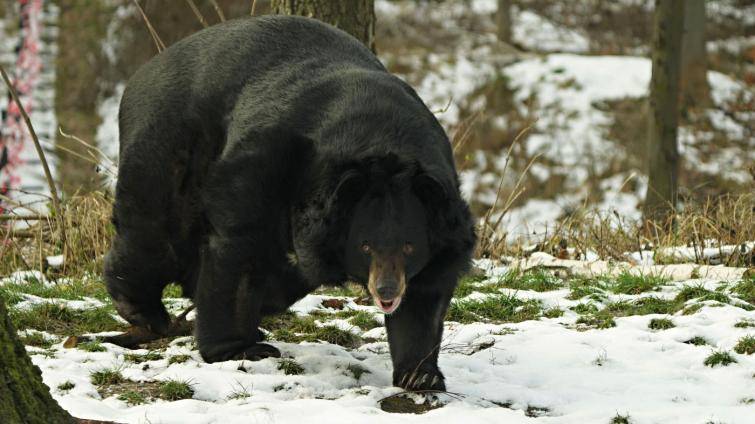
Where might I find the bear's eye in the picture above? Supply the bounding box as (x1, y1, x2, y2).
(403, 243, 414, 255)
(361, 243, 371, 254)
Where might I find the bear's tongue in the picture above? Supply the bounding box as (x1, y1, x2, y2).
(375, 297, 401, 314)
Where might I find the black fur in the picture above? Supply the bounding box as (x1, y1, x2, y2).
(105, 16, 475, 391)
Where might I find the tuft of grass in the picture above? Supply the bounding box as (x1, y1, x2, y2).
(500, 269, 563, 292)
(0, 275, 110, 306)
(162, 283, 183, 298)
(543, 307, 564, 318)
(312, 325, 361, 348)
(610, 413, 631, 424)
(18, 332, 55, 348)
(277, 359, 305, 375)
(348, 311, 381, 330)
(684, 336, 709, 346)
(675, 284, 730, 304)
(57, 381, 75, 391)
(453, 274, 490, 298)
(681, 303, 705, 315)
(158, 380, 194, 401)
(117, 391, 147, 406)
(610, 272, 668, 295)
(78, 340, 107, 352)
(732, 277, 754, 305)
(704, 350, 737, 367)
(446, 293, 542, 324)
(10, 303, 125, 335)
(576, 313, 616, 329)
(227, 382, 253, 400)
(648, 318, 675, 330)
(346, 363, 371, 381)
(124, 351, 163, 363)
(168, 354, 192, 365)
(733, 335, 755, 355)
(571, 302, 599, 314)
(567, 277, 609, 300)
(734, 319, 755, 328)
(91, 368, 124, 386)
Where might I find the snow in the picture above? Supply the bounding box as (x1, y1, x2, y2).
(14, 260, 751, 423)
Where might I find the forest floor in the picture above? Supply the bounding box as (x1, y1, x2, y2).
(2, 257, 753, 424)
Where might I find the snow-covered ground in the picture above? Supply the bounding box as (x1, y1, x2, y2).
(4, 259, 752, 424)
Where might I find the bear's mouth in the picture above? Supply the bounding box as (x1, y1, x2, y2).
(375, 296, 402, 314)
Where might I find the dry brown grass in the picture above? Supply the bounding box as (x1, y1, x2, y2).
(1, 192, 113, 278)
(479, 192, 755, 267)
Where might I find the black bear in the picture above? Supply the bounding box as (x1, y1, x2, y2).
(105, 16, 475, 391)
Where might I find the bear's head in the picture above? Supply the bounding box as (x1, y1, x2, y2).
(293, 153, 475, 314)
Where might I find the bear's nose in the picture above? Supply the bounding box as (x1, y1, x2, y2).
(377, 285, 399, 300)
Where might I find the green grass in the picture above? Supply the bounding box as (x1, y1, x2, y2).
(453, 274, 491, 298)
(18, 331, 55, 348)
(91, 368, 125, 386)
(346, 363, 370, 381)
(311, 325, 361, 348)
(675, 284, 730, 304)
(10, 303, 125, 335)
(648, 318, 675, 330)
(704, 350, 737, 367)
(117, 390, 147, 405)
(567, 277, 609, 301)
(734, 319, 755, 328)
(499, 269, 563, 292)
(610, 272, 668, 295)
(168, 354, 192, 365)
(571, 302, 599, 314)
(159, 380, 194, 401)
(0, 274, 110, 306)
(732, 277, 754, 305)
(124, 351, 164, 363)
(446, 293, 542, 324)
(733, 335, 755, 355)
(348, 311, 381, 330)
(227, 382, 253, 400)
(610, 414, 631, 424)
(684, 336, 709, 346)
(277, 359, 305, 375)
(57, 381, 75, 391)
(78, 340, 107, 352)
(576, 313, 616, 329)
(543, 307, 564, 318)
(162, 283, 183, 298)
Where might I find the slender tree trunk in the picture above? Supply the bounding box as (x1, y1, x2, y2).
(0, 297, 75, 424)
(496, 0, 512, 43)
(270, 0, 376, 52)
(680, 0, 709, 109)
(644, 0, 685, 223)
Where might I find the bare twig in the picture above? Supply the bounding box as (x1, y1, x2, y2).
(186, 0, 209, 28)
(132, 0, 165, 52)
(209, 0, 226, 22)
(0, 63, 65, 246)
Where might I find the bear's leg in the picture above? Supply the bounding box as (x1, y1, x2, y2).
(195, 241, 282, 362)
(385, 270, 456, 391)
(104, 229, 177, 335)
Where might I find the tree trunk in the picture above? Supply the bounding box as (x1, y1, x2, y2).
(496, 0, 512, 43)
(0, 297, 75, 424)
(644, 0, 685, 223)
(270, 0, 376, 52)
(680, 0, 709, 108)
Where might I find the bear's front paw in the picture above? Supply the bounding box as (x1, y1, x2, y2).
(232, 343, 282, 361)
(393, 364, 446, 391)
(112, 296, 171, 335)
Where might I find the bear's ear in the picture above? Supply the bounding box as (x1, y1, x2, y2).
(331, 169, 366, 205)
(412, 172, 449, 205)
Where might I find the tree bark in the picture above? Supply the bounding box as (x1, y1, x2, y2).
(496, 0, 512, 43)
(680, 0, 709, 109)
(270, 0, 376, 52)
(644, 0, 685, 223)
(0, 297, 75, 424)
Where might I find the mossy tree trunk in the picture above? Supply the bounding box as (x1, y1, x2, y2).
(644, 0, 684, 223)
(270, 0, 376, 52)
(680, 0, 709, 109)
(0, 297, 75, 424)
(496, 0, 512, 43)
